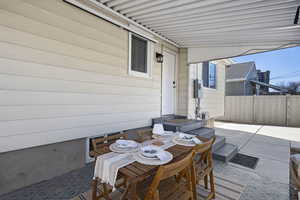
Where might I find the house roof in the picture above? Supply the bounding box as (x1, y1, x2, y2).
(71, 0, 300, 49)
(226, 62, 256, 80)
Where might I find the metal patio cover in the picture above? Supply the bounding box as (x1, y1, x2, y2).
(96, 0, 300, 48)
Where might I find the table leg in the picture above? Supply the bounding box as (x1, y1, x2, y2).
(127, 182, 138, 200)
(120, 184, 130, 200)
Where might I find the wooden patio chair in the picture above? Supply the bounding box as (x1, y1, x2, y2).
(90, 132, 127, 157)
(136, 151, 196, 200)
(91, 132, 128, 200)
(136, 128, 153, 142)
(192, 137, 216, 200)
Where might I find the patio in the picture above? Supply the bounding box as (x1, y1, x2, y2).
(0, 122, 295, 200)
(214, 122, 292, 200)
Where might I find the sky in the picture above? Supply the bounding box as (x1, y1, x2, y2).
(233, 46, 300, 86)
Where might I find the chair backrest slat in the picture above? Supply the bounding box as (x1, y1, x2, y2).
(91, 132, 127, 156)
(193, 136, 215, 167)
(144, 151, 195, 200)
(136, 128, 153, 142)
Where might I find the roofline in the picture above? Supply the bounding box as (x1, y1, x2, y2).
(226, 78, 246, 82)
(244, 62, 256, 80)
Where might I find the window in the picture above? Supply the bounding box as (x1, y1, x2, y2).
(128, 33, 152, 78)
(202, 61, 216, 89)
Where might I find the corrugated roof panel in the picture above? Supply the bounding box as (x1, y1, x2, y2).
(94, 0, 300, 48)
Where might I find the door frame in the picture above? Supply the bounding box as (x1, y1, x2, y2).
(161, 48, 178, 116)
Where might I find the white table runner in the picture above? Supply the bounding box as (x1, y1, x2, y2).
(93, 137, 179, 188)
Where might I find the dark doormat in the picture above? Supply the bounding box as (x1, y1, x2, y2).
(229, 153, 259, 169)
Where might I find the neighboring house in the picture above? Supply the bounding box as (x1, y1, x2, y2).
(0, 0, 231, 195)
(226, 62, 258, 96)
(226, 62, 286, 96)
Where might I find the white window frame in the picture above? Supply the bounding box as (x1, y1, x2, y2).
(128, 32, 153, 78)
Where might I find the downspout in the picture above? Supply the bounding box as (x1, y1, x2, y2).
(160, 44, 164, 117)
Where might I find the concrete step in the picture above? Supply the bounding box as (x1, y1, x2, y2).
(177, 120, 204, 132)
(186, 128, 215, 139)
(163, 120, 204, 132)
(212, 136, 226, 152)
(152, 115, 186, 126)
(213, 143, 238, 163)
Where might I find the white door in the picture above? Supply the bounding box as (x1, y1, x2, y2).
(162, 51, 176, 115)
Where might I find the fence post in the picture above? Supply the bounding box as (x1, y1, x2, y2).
(286, 96, 287, 126)
(252, 95, 255, 124)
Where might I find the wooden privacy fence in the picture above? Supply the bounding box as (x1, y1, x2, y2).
(218, 95, 300, 127)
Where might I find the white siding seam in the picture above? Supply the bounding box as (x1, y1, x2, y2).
(0, 72, 160, 90)
(0, 109, 159, 123)
(0, 40, 124, 68)
(0, 56, 125, 78)
(0, 88, 160, 97)
(0, 113, 158, 138)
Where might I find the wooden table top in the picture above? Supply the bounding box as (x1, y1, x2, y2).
(117, 135, 208, 183)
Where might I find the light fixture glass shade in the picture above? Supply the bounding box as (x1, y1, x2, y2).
(156, 53, 163, 63)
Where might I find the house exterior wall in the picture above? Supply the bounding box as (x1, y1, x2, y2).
(176, 48, 189, 116)
(226, 67, 257, 96)
(0, 0, 179, 194)
(0, 0, 178, 154)
(226, 81, 246, 96)
(187, 60, 228, 119)
(245, 81, 254, 95)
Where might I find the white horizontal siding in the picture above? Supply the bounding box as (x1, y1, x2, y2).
(188, 60, 227, 119)
(0, 0, 173, 152)
(176, 48, 188, 115)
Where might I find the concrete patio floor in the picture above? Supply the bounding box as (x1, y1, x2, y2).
(0, 122, 298, 200)
(214, 121, 300, 200)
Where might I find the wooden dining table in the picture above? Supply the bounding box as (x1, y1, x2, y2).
(103, 133, 209, 200)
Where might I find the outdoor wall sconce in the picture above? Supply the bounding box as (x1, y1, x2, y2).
(156, 52, 163, 63)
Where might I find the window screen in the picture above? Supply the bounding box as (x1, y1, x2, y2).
(209, 63, 216, 89)
(131, 35, 147, 73)
(202, 61, 209, 87)
(202, 61, 216, 89)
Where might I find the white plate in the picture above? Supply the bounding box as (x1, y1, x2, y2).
(172, 136, 198, 147)
(164, 131, 174, 135)
(140, 145, 162, 158)
(137, 152, 158, 160)
(152, 131, 174, 139)
(109, 143, 140, 153)
(133, 151, 173, 165)
(152, 134, 172, 139)
(116, 140, 138, 148)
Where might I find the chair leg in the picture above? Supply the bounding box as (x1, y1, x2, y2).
(190, 164, 197, 200)
(204, 175, 208, 189)
(92, 179, 98, 200)
(209, 171, 215, 199)
(103, 183, 112, 200)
